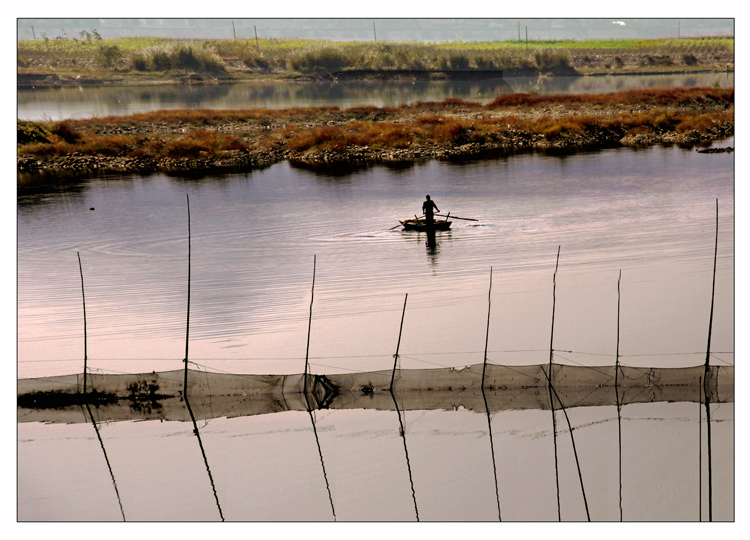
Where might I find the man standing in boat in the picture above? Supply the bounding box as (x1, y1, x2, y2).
(422, 195, 439, 225)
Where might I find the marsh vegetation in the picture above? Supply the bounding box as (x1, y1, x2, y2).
(17, 87, 734, 179)
(17, 34, 734, 82)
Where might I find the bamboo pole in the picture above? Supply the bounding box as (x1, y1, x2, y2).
(548, 246, 561, 520)
(703, 198, 718, 521)
(705, 199, 718, 373)
(549, 246, 561, 374)
(183, 194, 191, 396)
(390, 293, 408, 391)
(481, 267, 493, 386)
(304, 255, 317, 397)
(77, 252, 88, 394)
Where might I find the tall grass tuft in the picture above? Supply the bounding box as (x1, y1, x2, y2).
(533, 49, 571, 70)
(287, 46, 352, 75)
(129, 43, 227, 73)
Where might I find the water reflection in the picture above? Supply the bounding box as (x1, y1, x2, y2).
(400, 229, 451, 268)
(83, 403, 126, 521)
(17, 73, 734, 121)
(544, 365, 590, 521)
(390, 390, 419, 521)
(304, 382, 337, 521)
(184, 395, 225, 521)
(481, 386, 501, 521)
(19, 365, 733, 522)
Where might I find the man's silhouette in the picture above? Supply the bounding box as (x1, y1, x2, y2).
(422, 195, 439, 225)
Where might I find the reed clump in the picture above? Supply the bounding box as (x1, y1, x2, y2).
(129, 43, 227, 73)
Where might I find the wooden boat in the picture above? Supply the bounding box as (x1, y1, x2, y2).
(399, 216, 452, 231)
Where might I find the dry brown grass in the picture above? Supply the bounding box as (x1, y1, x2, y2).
(18, 87, 733, 163)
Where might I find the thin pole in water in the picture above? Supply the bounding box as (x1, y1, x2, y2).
(549, 246, 561, 373)
(482, 267, 493, 387)
(183, 194, 192, 396)
(390, 293, 408, 392)
(304, 255, 317, 397)
(548, 246, 561, 520)
(77, 252, 88, 394)
(705, 199, 719, 373)
(703, 198, 718, 521)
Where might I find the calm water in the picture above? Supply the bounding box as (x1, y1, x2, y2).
(18, 141, 734, 380)
(17, 72, 734, 121)
(18, 400, 733, 521)
(17, 76, 735, 521)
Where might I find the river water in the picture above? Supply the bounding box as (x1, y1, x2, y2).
(17, 141, 735, 379)
(17, 76, 735, 521)
(17, 72, 734, 121)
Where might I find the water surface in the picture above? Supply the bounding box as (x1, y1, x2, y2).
(17, 72, 734, 121)
(17, 400, 733, 521)
(17, 141, 734, 379)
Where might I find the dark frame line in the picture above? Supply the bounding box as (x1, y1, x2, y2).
(615, 269, 623, 521)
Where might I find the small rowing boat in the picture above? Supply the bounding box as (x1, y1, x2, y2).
(398, 217, 452, 231)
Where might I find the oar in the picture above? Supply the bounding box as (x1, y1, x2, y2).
(436, 213, 479, 221)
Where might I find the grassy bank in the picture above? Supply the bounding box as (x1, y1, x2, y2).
(17, 35, 734, 82)
(17, 87, 733, 181)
